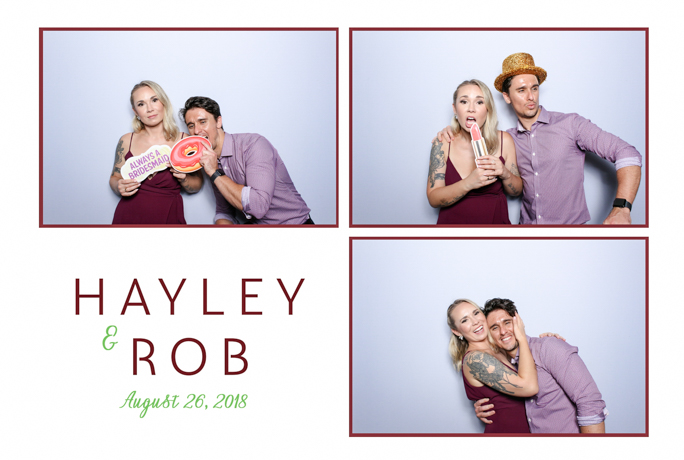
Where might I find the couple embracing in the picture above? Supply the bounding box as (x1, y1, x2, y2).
(447, 298, 606, 433)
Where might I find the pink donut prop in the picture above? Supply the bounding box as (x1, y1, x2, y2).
(169, 136, 209, 173)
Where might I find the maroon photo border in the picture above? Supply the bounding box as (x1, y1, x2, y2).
(348, 28, 649, 228)
(349, 236, 649, 437)
(39, 28, 339, 228)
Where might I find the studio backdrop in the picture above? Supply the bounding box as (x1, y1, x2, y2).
(351, 238, 646, 434)
(352, 30, 647, 225)
(42, 29, 337, 225)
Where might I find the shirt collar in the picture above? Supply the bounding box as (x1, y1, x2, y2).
(220, 132, 234, 158)
(516, 106, 549, 132)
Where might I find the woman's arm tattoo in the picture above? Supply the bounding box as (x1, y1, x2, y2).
(428, 140, 445, 188)
(465, 352, 521, 395)
(112, 138, 124, 175)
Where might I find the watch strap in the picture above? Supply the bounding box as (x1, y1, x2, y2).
(613, 198, 632, 211)
(210, 169, 224, 184)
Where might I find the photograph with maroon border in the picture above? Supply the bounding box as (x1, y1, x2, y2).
(350, 237, 647, 436)
(40, 28, 338, 227)
(350, 29, 648, 227)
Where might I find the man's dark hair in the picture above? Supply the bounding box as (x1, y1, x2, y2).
(179, 96, 222, 125)
(483, 298, 518, 317)
(501, 74, 540, 95)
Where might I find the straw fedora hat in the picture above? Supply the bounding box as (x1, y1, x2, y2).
(494, 53, 547, 93)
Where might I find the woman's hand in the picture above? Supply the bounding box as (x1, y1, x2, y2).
(512, 313, 527, 341)
(476, 155, 507, 180)
(463, 165, 497, 190)
(118, 178, 140, 197)
(167, 162, 187, 183)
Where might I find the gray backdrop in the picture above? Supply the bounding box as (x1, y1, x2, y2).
(42, 30, 337, 225)
(352, 239, 646, 433)
(352, 30, 646, 225)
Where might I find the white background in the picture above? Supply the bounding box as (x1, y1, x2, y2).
(352, 30, 646, 225)
(42, 30, 336, 225)
(352, 239, 646, 433)
(0, 0, 675, 458)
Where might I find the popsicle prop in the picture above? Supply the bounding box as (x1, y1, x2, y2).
(169, 136, 209, 173)
(120, 145, 171, 182)
(470, 123, 489, 163)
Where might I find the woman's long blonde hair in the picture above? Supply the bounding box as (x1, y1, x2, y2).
(130, 80, 179, 141)
(446, 298, 482, 372)
(450, 79, 500, 154)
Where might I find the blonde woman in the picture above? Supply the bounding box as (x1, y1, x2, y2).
(427, 80, 522, 224)
(110, 80, 203, 224)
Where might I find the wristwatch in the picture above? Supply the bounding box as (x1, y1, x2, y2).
(612, 198, 632, 211)
(210, 169, 224, 184)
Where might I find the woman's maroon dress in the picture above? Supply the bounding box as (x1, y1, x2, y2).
(112, 133, 186, 224)
(461, 352, 530, 433)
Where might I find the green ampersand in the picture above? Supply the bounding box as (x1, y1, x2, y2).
(103, 325, 118, 350)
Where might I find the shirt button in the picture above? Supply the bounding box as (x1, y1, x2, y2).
(538, 215, 542, 219)
(535, 172, 538, 176)
(536, 193, 539, 197)
(528, 418, 531, 422)
(531, 134, 535, 138)
(532, 152, 536, 156)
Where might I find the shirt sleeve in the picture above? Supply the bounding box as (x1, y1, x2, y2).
(212, 180, 237, 224)
(540, 338, 607, 426)
(573, 114, 642, 170)
(241, 137, 277, 220)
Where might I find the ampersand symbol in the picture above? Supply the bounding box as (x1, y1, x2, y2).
(103, 325, 118, 351)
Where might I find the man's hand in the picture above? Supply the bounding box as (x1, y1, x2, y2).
(433, 126, 455, 144)
(539, 332, 566, 341)
(200, 148, 219, 176)
(474, 398, 494, 424)
(603, 206, 631, 225)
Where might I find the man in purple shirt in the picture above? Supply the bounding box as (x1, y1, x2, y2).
(180, 96, 312, 225)
(476, 298, 607, 433)
(439, 53, 642, 224)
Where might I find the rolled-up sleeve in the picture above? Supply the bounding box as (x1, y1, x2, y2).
(540, 338, 607, 426)
(241, 137, 277, 220)
(574, 115, 642, 170)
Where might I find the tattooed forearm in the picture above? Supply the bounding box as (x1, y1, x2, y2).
(112, 138, 125, 174)
(182, 183, 198, 193)
(466, 352, 521, 395)
(510, 163, 520, 177)
(441, 194, 464, 207)
(428, 140, 445, 188)
(504, 180, 518, 196)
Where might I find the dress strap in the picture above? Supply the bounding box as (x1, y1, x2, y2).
(127, 132, 135, 156)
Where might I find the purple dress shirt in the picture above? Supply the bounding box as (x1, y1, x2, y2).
(512, 336, 607, 433)
(508, 107, 642, 224)
(213, 133, 311, 225)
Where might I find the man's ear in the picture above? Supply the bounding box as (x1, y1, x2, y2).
(502, 91, 511, 105)
(217, 115, 222, 130)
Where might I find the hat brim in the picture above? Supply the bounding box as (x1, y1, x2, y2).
(494, 67, 547, 92)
